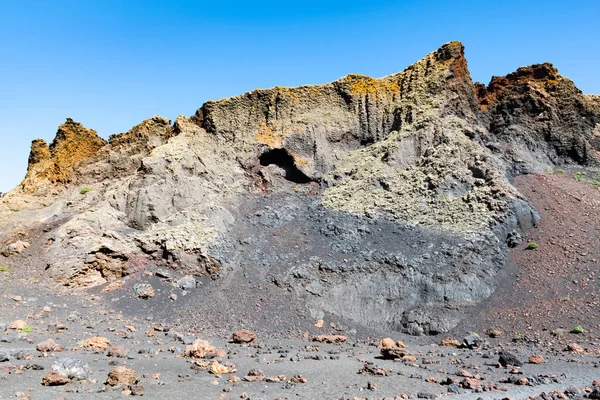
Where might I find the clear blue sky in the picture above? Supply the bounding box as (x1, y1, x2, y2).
(1, 0, 599, 192)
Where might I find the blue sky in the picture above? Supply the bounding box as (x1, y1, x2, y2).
(1, 0, 599, 192)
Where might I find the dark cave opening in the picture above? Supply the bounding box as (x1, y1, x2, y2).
(259, 148, 313, 184)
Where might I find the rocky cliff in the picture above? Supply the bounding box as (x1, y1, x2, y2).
(1, 42, 598, 335)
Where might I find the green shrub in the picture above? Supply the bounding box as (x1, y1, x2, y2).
(512, 332, 525, 343)
(19, 326, 32, 333)
(571, 325, 584, 334)
(0, 265, 8, 273)
(557, 169, 565, 174)
(526, 242, 539, 250)
(79, 187, 92, 195)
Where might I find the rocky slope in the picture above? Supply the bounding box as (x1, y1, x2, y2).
(1, 41, 599, 336)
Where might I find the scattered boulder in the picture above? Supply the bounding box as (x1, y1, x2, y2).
(440, 338, 461, 347)
(133, 283, 155, 299)
(462, 333, 483, 349)
(528, 354, 545, 364)
(312, 335, 347, 344)
(359, 362, 387, 376)
(565, 343, 585, 354)
(210, 361, 234, 375)
(176, 275, 197, 290)
(107, 346, 130, 358)
(185, 339, 219, 358)
(42, 371, 70, 386)
(461, 377, 481, 390)
(0, 350, 9, 362)
(290, 375, 307, 384)
(232, 329, 256, 344)
(83, 336, 110, 351)
(36, 338, 65, 352)
(380, 347, 409, 360)
(498, 351, 523, 367)
(107, 367, 139, 386)
(243, 369, 265, 382)
(52, 358, 91, 380)
(8, 320, 28, 330)
(378, 338, 396, 348)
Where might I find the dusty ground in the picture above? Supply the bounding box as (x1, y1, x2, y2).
(474, 169, 600, 347)
(1, 170, 600, 399)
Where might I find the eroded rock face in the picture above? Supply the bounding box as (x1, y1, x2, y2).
(0, 41, 598, 335)
(476, 63, 600, 174)
(22, 118, 107, 193)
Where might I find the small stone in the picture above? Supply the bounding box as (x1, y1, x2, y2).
(107, 367, 139, 386)
(517, 377, 529, 386)
(566, 343, 585, 353)
(42, 306, 52, 313)
(170, 293, 177, 301)
(396, 341, 407, 348)
(13, 296, 22, 302)
(36, 338, 65, 352)
(244, 369, 265, 382)
(463, 333, 482, 349)
(592, 380, 600, 387)
(232, 329, 256, 344)
(228, 374, 240, 383)
(487, 328, 502, 338)
(133, 283, 155, 299)
(528, 354, 545, 364)
(42, 371, 70, 386)
(290, 375, 307, 384)
(8, 320, 27, 330)
(315, 319, 324, 328)
(461, 377, 481, 390)
(440, 338, 461, 347)
(210, 361, 232, 375)
(107, 346, 130, 358)
(176, 275, 197, 290)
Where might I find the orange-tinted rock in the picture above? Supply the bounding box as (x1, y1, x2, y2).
(528, 354, 545, 364)
(83, 336, 110, 351)
(107, 367, 139, 386)
(312, 335, 348, 344)
(185, 339, 219, 358)
(42, 371, 70, 386)
(378, 338, 396, 348)
(232, 329, 256, 344)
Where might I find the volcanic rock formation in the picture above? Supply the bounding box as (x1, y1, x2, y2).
(1, 42, 598, 335)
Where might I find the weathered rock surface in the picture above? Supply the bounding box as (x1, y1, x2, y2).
(0, 41, 598, 336)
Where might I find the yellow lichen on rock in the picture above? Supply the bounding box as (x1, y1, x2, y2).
(255, 121, 282, 147)
(345, 74, 401, 97)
